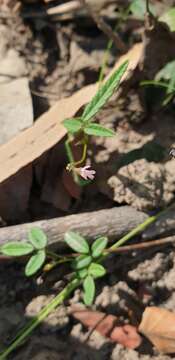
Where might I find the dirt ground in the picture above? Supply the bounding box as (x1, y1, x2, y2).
(1, 0, 175, 359)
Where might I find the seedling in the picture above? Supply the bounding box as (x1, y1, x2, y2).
(0, 210, 165, 360)
(63, 61, 128, 182)
(65, 231, 108, 305)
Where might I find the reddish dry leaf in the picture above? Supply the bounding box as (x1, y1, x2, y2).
(62, 169, 82, 199)
(110, 324, 142, 349)
(71, 308, 142, 349)
(139, 306, 175, 353)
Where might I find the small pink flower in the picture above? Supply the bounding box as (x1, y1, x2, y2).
(77, 165, 96, 180)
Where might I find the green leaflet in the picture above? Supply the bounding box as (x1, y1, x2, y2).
(129, 0, 155, 19)
(72, 255, 92, 270)
(84, 123, 115, 137)
(65, 231, 90, 254)
(88, 263, 106, 278)
(1, 242, 34, 257)
(82, 61, 128, 122)
(91, 237, 108, 258)
(63, 118, 83, 134)
(83, 275, 95, 306)
(25, 250, 46, 276)
(159, 7, 175, 32)
(28, 227, 47, 250)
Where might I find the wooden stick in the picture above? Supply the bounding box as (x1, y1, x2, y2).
(106, 235, 175, 253)
(47, 1, 81, 16)
(0, 207, 147, 249)
(79, 0, 127, 53)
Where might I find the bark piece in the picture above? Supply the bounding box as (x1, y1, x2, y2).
(142, 203, 175, 239)
(0, 79, 33, 145)
(0, 206, 147, 248)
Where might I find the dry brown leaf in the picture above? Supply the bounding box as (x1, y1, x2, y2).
(71, 308, 142, 349)
(0, 43, 143, 185)
(139, 306, 175, 353)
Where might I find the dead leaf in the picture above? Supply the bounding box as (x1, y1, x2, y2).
(71, 308, 142, 349)
(0, 165, 32, 220)
(139, 306, 175, 353)
(62, 169, 81, 200)
(0, 43, 143, 185)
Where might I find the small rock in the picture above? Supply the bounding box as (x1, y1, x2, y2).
(0, 78, 33, 145)
(0, 25, 27, 83)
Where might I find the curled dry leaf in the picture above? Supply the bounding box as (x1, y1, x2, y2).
(71, 308, 142, 349)
(139, 306, 175, 353)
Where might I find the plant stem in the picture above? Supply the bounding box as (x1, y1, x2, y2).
(109, 214, 158, 250)
(72, 141, 87, 167)
(102, 208, 167, 257)
(46, 250, 62, 260)
(106, 235, 175, 253)
(146, 0, 150, 14)
(65, 135, 79, 183)
(98, 37, 114, 85)
(0, 278, 81, 360)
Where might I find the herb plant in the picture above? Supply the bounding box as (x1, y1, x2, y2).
(0, 211, 165, 360)
(63, 60, 128, 182)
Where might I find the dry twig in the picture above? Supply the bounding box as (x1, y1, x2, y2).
(79, 0, 127, 53)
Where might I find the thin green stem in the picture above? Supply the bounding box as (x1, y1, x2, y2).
(146, 0, 150, 14)
(73, 142, 87, 167)
(0, 278, 81, 360)
(46, 250, 62, 260)
(109, 214, 158, 251)
(98, 38, 113, 85)
(98, 7, 130, 86)
(141, 80, 175, 92)
(102, 208, 167, 257)
(65, 135, 79, 183)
